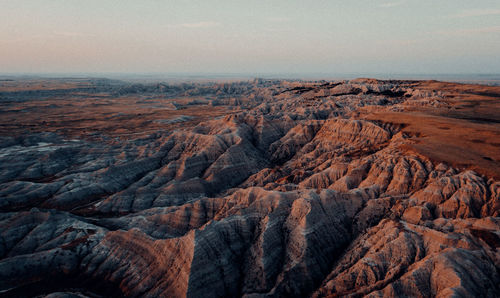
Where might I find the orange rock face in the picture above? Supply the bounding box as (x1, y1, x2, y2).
(0, 78, 499, 297)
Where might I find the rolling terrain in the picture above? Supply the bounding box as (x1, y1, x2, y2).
(0, 77, 499, 297)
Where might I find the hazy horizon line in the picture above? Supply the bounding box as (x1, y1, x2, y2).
(2, 71, 500, 80)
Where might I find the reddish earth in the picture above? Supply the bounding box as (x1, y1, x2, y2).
(0, 78, 499, 297)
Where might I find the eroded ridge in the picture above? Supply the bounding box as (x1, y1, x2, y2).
(0, 78, 499, 297)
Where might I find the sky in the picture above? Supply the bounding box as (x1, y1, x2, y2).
(1, 0, 499, 75)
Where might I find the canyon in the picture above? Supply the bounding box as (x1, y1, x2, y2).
(0, 77, 499, 297)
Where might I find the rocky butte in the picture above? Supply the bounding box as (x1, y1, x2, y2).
(0, 77, 499, 297)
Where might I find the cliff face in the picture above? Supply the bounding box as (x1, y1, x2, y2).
(0, 78, 499, 297)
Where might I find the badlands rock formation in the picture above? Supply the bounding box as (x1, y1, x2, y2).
(0, 78, 499, 297)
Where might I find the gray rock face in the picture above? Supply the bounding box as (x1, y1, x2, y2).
(0, 78, 499, 297)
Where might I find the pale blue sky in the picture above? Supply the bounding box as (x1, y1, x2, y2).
(1, 0, 499, 74)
